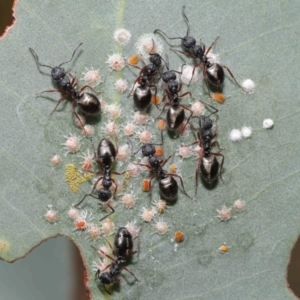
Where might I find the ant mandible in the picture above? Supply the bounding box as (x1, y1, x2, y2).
(127, 40, 163, 111)
(74, 138, 126, 222)
(154, 6, 244, 93)
(132, 132, 191, 201)
(29, 43, 101, 125)
(157, 56, 194, 133)
(94, 227, 139, 294)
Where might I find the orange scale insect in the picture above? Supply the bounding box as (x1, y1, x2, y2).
(174, 231, 184, 243)
(127, 54, 140, 65)
(151, 95, 161, 105)
(74, 219, 87, 230)
(212, 92, 226, 104)
(142, 179, 151, 192)
(219, 244, 229, 253)
(169, 164, 177, 173)
(154, 146, 164, 157)
(157, 119, 167, 131)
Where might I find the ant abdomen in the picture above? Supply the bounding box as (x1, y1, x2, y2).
(77, 92, 101, 115)
(96, 138, 117, 166)
(166, 106, 185, 131)
(206, 63, 225, 87)
(200, 154, 220, 183)
(113, 227, 133, 259)
(159, 176, 178, 202)
(133, 85, 152, 111)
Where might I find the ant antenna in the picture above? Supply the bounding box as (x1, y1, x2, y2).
(182, 6, 190, 36)
(29, 48, 53, 70)
(154, 29, 183, 41)
(29, 42, 83, 70)
(161, 54, 169, 70)
(149, 39, 156, 55)
(58, 42, 83, 67)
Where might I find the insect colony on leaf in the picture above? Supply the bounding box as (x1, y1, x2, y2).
(32, 5, 254, 296)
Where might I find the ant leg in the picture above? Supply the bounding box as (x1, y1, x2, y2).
(91, 244, 114, 263)
(155, 99, 172, 120)
(71, 99, 85, 127)
(167, 173, 192, 199)
(99, 249, 116, 262)
(179, 104, 193, 135)
(74, 174, 103, 207)
(188, 61, 202, 85)
(211, 140, 224, 151)
(132, 162, 153, 170)
(170, 48, 196, 59)
(37, 88, 65, 96)
(121, 265, 140, 282)
(179, 91, 195, 101)
(127, 63, 142, 71)
(220, 65, 243, 89)
(75, 193, 99, 207)
(127, 77, 140, 98)
(205, 36, 220, 55)
(79, 84, 98, 93)
(49, 94, 69, 115)
(160, 154, 173, 167)
(99, 204, 115, 222)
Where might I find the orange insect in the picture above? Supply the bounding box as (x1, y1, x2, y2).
(127, 54, 140, 65)
(212, 92, 226, 104)
(151, 95, 161, 105)
(142, 179, 151, 192)
(157, 119, 167, 131)
(154, 146, 164, 157)
(174, 231, 184, 243)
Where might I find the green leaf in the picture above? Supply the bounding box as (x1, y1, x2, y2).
(0, 0, 299, 299)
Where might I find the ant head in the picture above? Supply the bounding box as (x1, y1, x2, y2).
(98, 188, 112, 202)
(199, 116, 213, 130)
(149, 53, 162, 67)
(182, 35, 196, 50)
(51, 66, 66, 81)
(141, 143, 156, 157)
(162, 70, 176, 83)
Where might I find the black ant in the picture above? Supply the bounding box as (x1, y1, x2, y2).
(127, 40, 163, 111)
(94, 227, 139, 294)
(189, 104, 224, 193)
(157, 57, 194, 133)
(154, 6, 244, 93)
(132, 132, 191, 201)
(29, 43, 101, 125)
(74, 138, 125, 222)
